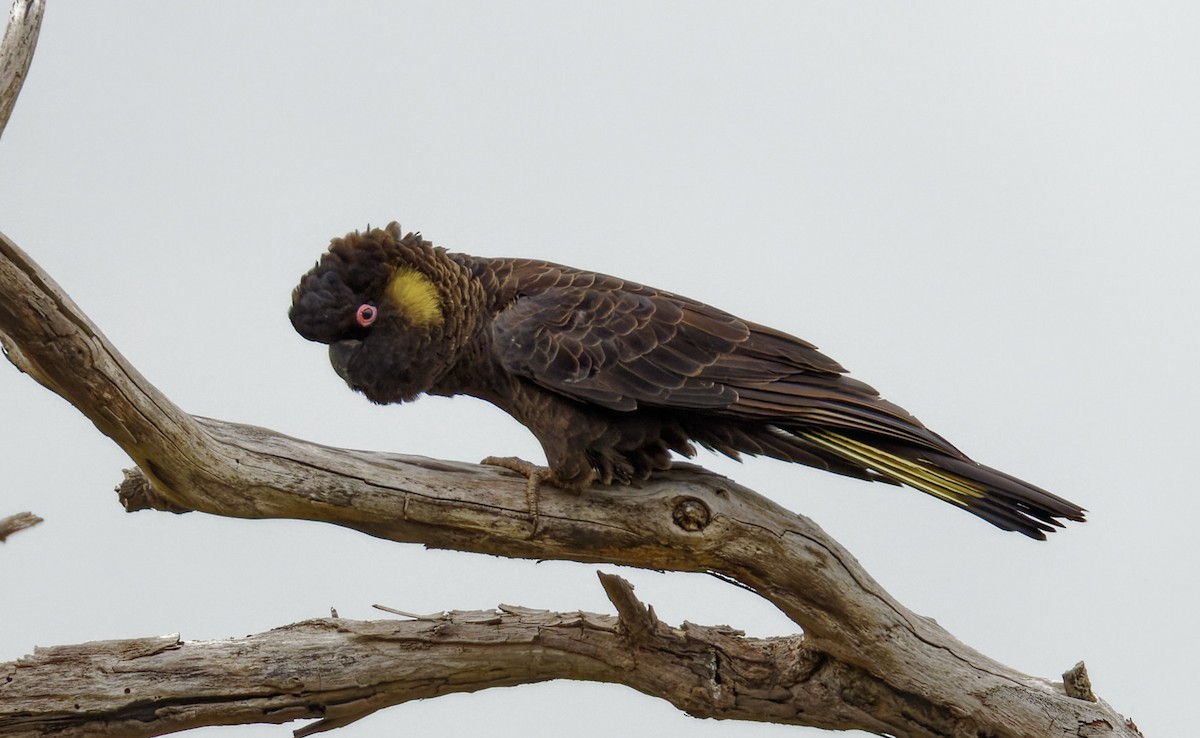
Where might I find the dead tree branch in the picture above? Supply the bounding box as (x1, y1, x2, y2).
(0, 572, 966, 738)
(0, 511, 42, 542)
(0, 0, 44, 139)
(0, 225, 1141, 735)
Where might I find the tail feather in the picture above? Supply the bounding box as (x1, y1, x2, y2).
(799, 429, 1086, 539)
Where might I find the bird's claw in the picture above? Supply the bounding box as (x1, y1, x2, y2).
(480, 456, 558, 531)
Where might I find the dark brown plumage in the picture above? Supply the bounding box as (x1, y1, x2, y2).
(289, 223, 1086, 539)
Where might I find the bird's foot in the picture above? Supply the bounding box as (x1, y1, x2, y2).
(480, 456, 561, 531)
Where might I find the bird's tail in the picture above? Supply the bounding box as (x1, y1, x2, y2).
(798, 429, 1086, 539)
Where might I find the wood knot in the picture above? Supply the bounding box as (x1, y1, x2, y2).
(672, 497, 711, 532)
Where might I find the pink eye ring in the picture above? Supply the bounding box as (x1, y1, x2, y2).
(355, 303, 378, 327)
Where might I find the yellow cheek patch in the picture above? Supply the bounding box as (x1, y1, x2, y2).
(386, 268, 443, 327)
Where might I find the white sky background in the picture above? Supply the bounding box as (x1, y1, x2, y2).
(1, 2, 1197, 736)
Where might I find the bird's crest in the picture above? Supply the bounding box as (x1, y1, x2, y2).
(387, 267, 443, 327)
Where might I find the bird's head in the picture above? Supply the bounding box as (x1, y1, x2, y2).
(289, 223, 461, 404)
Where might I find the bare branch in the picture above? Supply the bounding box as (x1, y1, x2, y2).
(0, 511, 42, 542)
(0, 230, 1142, 736)
(0, 0, 45, 139)
(0, 574, 1130, 738)
(0, 591, 808, 736)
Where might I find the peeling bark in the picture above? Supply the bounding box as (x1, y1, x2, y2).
(0, 574, 1143, 738)
(0, 574, 947, 737)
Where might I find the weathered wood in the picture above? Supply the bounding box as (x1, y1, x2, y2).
(0, 0, 44, 139)
(0, 511, 42, 542)
(0, 574, 1143, 738)
(0, 575, 905, 737)
(0, 226, 1142, 736)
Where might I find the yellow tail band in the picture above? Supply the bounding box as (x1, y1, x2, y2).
(800, 429, 987, 508)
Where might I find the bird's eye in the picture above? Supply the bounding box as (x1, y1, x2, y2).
(355, 303, 378, 327)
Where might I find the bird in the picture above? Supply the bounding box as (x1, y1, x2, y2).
(289, 222, 1085, 539)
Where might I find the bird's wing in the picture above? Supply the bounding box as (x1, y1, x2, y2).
(490, 283, 746, 412)
(488, 269, 950, 451)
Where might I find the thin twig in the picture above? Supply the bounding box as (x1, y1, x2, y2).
(0, 510, 42, 542)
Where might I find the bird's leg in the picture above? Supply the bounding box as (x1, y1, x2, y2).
(480, 456, 565, 531)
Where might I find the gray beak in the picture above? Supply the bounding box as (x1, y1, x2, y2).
(329, 340, 361, 388)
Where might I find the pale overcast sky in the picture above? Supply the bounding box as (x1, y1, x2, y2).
(2, 3, 1197, 736)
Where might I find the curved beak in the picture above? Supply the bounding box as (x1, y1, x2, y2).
(328, 340, 361, 387)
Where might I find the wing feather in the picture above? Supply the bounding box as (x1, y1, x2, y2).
(487, 262, 953, 452)
(491, 275, 742, 410)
